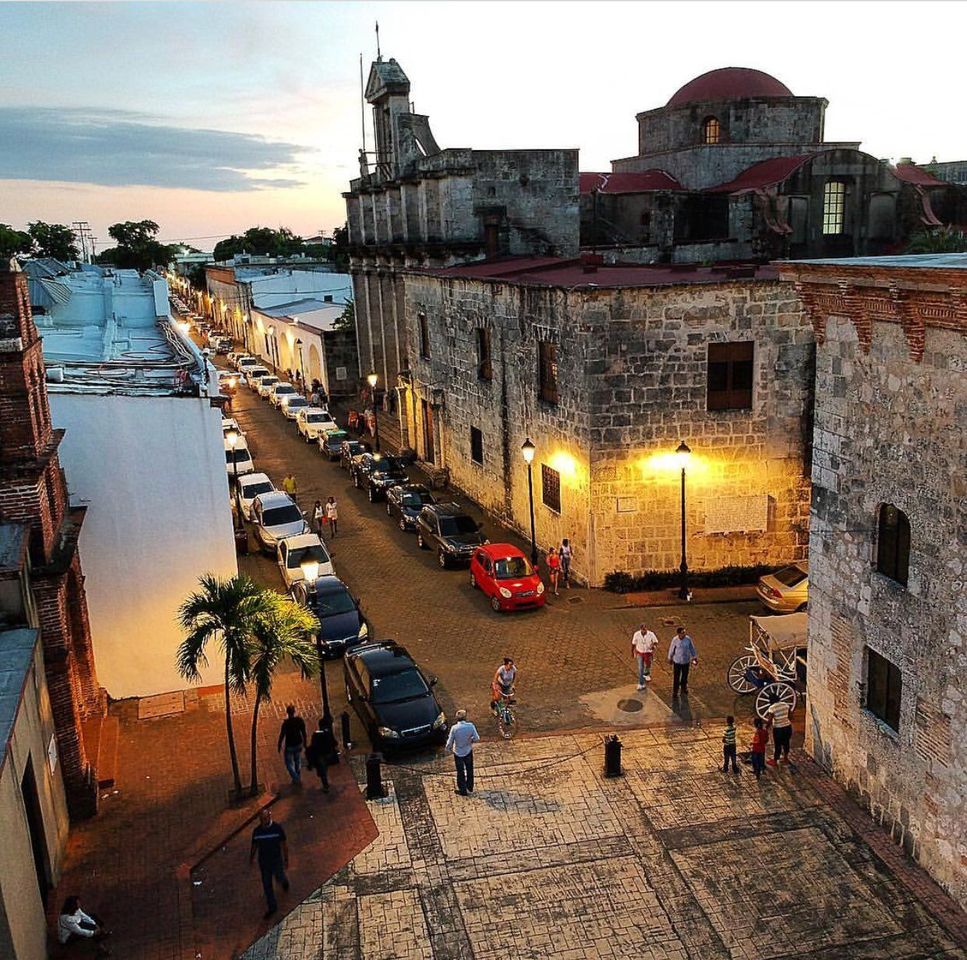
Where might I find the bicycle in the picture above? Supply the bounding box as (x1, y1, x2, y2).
(491, 687, 516, 739)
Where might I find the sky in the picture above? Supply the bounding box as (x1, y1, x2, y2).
(1, 0, 964, 252)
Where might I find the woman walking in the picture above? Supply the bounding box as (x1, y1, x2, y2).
(325, 496, 339, 537)
(312, 500, 325, 536)
(547, 546, 561, 596)
(559, 538, 573, 588)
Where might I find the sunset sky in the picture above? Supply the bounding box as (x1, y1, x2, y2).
(1, 0, 963, 252)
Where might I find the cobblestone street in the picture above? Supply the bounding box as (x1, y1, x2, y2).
(245, 727, 966, 960)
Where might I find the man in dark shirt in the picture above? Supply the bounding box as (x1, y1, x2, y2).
(250, 809, 289, 918)
(277, 704, 307, 785)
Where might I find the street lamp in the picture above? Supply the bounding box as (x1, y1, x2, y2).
(295, 338, 306, 395)
(226, 429, 242, 529)
(675, 440, 691, 600)
(367, 371, 381, 452)
(521, 437, 538, 566)
(301, 559, 332, 725)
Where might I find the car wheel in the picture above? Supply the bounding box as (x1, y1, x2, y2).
(417, 533, 428, 550)
(437, 549, 448, 569)
(470, 572, 478, 589)
(368, 487, 376, 503)
(398, 517, 407, 531)
(490, 595, 502, 613)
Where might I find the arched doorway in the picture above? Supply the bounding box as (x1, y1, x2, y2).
(308, 344, 322, 386)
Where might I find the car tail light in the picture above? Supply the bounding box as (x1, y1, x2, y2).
(767, 587, 783, 599)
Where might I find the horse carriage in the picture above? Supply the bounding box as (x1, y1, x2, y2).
(727, 613, 807, 720)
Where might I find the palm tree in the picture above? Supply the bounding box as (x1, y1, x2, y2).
(177, 574, 275, 798)
(246, 594, 318, 795)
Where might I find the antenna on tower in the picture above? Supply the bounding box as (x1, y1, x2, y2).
(375, 20, 381, 60)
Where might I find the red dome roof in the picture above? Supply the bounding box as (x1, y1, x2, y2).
(667, 68, 793, 107)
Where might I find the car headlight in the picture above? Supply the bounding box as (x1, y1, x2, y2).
(499, 587, 512, 598)
(357, 622, 369, 639)
(377, 726, 400, 739)
(432, 711, 447, 730)
(445, 542, 457, 553)
(537, 581, 545, 595)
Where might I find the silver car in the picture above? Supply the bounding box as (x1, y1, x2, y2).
(251, 491, 308, 554)
(756, 562, 809, 612)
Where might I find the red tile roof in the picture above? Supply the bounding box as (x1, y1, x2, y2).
(579, 170, 683, 194)
(706, 155, 814, 193)
(893, 163, 947, 187)
(667, 68, 793, 107)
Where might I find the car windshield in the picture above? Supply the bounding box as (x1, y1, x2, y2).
(260, 378, 278, 387)
(372, 458, 405, 475)
(495, 556, 533, 579)
(226, 449, 251, 463)
(328, 432, 348, 444)
(242, 481, 273, 499)
(314, 589, 355, 616)
(402, 492, 433, 508)
(262, 505, 302, 526)
(306, 413, 328, 423)
(287, 397, 307, 406)
(440, 516, 479, 536)
(345, 443, 364, 455)
(773, 566, 807, 588)
(286, 544, 330, 568)
(275, 386, 296, 395)
(370, 668, 429, 704)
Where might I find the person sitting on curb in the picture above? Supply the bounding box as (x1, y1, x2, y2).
(57, 896, 111, 956)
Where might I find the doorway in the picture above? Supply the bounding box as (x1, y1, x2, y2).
(21, 757, 50, 906)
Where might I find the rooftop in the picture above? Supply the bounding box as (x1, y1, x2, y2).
(0, 628, 39, 774)
(666, 67, 794, 108)
(252, 299, 347, 333)
(784, 253, 967, 270)
(580, 170, 683, 194)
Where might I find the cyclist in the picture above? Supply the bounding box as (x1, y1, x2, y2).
(491, 657, 518, 711)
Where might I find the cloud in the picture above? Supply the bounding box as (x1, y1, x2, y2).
(0, 107, 309, 192)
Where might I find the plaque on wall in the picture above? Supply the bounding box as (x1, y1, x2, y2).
(704, 495, 770, 534)
(615, 497, 638, 514)
(336, 366, 348, 381)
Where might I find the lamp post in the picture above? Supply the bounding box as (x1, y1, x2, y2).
(295, 338, 306, 395)
(226, 429, 242, 529)
(675, 440, 691, 600)
(301, 559, 332, 725)
(521, 437, 538, 566)
(367, 371, 380, 452)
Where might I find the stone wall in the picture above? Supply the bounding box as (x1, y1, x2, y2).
(803, 313, 966, 906)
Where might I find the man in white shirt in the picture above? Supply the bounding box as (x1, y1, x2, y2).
(444, 709, 480, 796)
(631, 623, 659, 690)
(765, 699, 793, 766)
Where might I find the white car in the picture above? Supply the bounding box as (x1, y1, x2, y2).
(277, 533, 335, 588)
(297, 407, 339, 442)
(236, 472, 275, 520)
(244, 366, 270, 387)
(235, 355, 257, 372)
(256, 375, 280, 398)
(251, 491, 309, 554)
(269, 382, 298, 408)
(225, 438, 254, 478)
(280, 394, 309, 420)
(222, 417, 244, 437)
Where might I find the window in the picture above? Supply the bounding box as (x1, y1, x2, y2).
(538, 340, 559, 404)
(470, 427, 483, 465)
(323, 294, 333, 303)
(707, 342, 754, 411)
(541, 464, 561, 513)
(876, 504, 910, 586)
(419, 313, 430, 360)
(702, 116, 721, 144)
(866, 648, 902, 732)
(822, 180, 847, 235)
(476, 327, 493, 380)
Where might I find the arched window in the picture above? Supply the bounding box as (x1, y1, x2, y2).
(876, 504, 910, 586)
(702, 117, 722, 144)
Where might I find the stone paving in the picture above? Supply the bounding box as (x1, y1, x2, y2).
(244, 726, 967, 960)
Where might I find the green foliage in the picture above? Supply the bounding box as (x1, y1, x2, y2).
(603, 564, 776, 594)
(213, 226, 305, 262)
(98, 219, 177, 271)
(331, 223, 349, 271)
(332, 299, 355, 332)
(0, 223, 32, 260)
(28, 221, 79, 261)
(904, 226, 967, 254)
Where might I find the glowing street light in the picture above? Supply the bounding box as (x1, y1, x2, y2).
(675, 440, 691, 600)
(521, 437, 538, 565)
(367, 371, 380, 452)
(226, 430, 242, 530)
(301, 558, 332, 724)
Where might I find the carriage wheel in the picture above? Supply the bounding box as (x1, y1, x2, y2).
(727, 655, 758, 695)
(755, 682, 797, 721)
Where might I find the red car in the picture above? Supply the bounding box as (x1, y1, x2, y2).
(469, 544, 546, 612)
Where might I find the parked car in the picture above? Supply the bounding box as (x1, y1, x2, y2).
(385, 484, 435, 531)
(213, 336, 233, 354)
(320, 429, 350, 460)
(297, 407, 339, 443)
(416, 503, 486, 568)
(255, 375, 280, 399)
(225, 438, 254, 478)
(222, 416, 243, 437)
(290, 575, 368, 656)
(339, 439, 370, 471)
(217, 370, 239, 394)
(351, 454, 409, 502)
(236, 472, 275, 520)
(343, 641, 447, 750)
(280, 394, 309, 420)
(244, 366, 271, 387)
(234, 355, 256, 371)
(251, 491, 309, 554)
(269, 382, 298, 408)
(470, 543, 546, 612)
(277, 533, 335, 588)
(756, 562, 809, 612)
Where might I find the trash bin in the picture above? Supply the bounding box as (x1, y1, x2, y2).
(604, 734, 622, 778)
(366, 752, 386, 799)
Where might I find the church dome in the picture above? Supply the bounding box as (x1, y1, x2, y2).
(667, 68, 793, 107)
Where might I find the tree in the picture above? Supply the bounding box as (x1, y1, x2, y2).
(333, 299, 355, 332)
(28, 221, 79, 261)
(98, 219, 177, 271)
(0, 223, 32, 261)
(213, 226, 306, 262)
(331, 224, 349, 271)
(246, 594, 317, 796)
(176, 574, 276, 798)
(904, 226, 967, 254)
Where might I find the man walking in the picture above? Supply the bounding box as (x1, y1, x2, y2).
(667, 625, 698, 697)
(277, 705, 307, 785)
(765, 698, 794, 766)
(308, 718, 338, 793)
(445, 709, 479, 796)
(249, 809, 289, 918)
(282, 473, 298, 497)
(631, 622, 659, 690)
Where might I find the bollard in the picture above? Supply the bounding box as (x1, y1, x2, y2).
(365, 752, 386, 799)
(604, 734, 623, 778)
(340, 710, 352, 754)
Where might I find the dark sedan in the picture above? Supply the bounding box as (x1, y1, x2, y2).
(344, 641, 448, 750)
(321, 429, 349, 461)
(290, 576, 369, 657)
(386, 483, 436, 531)
(339, 439, 370, 471)
(351, 453, 409, 502)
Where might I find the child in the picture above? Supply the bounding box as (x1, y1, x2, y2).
(751, 716, 767, 779)
(722, 715, 738, 773)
